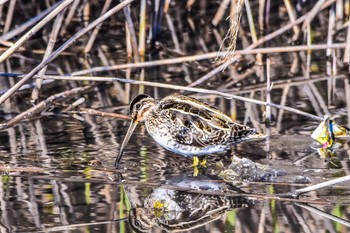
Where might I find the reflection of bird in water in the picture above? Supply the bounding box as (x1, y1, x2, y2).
(116, 94, 262, 168)
(127, 175, 251, 232)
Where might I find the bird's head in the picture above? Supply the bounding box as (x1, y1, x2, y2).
(115, 94, 155, 166)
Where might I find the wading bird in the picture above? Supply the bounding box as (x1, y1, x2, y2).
(115, 94, 261, 168)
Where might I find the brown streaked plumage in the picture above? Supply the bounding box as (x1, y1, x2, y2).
(115, 94, 259, 166)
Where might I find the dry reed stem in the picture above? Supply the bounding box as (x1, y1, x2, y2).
(301, 0, 327, 31)
(0, 0, 135, 105)
(84, 0, 112, 53)
(138, 0, 146, 57)
(0, 165, 46, 173)
(244, 0, 262, 64)
(0, 0, 74, 63)
(343, 23, 350, 63)
(73, 107, 131, 120)
(35, 74, 324, 121)
(31, 10, 65, 102)
(305, 24, 312, 78)
(123, 5, 140, 62)
(71, 43, 346, 76)
(60, 0, 81, 37)
(283, 0, 300, 41)
(294, 175, 350, 196)
(3, 0, 16, 34)
(212, 0, 231, 26)
(346, 78, 350, 129)
(32, 219, 128, 233)
(296, 203, 350, 227)
(276, 86, 290, 132)
(265, 58, 271, 124)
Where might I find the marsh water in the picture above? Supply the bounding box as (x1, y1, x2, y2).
(0, 1, 350, 232)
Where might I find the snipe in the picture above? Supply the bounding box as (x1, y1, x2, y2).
(115, 94, 260, 167)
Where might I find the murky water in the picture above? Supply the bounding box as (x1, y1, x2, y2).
(1, 0, 350, 232)
(0, 115, 349, 232)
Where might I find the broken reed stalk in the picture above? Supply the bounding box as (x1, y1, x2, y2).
(35, 74, 324, 121)
(189, 0, 337, 87)
(71, 107, 131, 121)
(71, 43, 346, 76)
(0, 0, 74, 63)
(0, 86, 92, 131)
(217, 0, 244, 61)
(0, 0, 135, 105)
(123, 5, 140, 63)
(31, 9, 65, 102)
(244, 0, 262, 64)
(294, 175, 350, 196)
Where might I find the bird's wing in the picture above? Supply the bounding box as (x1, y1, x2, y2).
(158, 95, 254, 146)
(159, 94, 234, 130)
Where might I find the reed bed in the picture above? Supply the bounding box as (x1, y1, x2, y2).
(0, 0, 350, 232)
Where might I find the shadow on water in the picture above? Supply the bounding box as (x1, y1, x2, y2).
(0, 0, 350, 232)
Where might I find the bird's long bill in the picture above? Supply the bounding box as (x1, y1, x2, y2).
(115, 118, 139, 167)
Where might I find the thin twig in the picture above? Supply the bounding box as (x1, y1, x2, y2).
(75, 107, 131, 120)
(31, 219, 128, 233)
(296, 203, 350, 227)
(70, 43, 346, 76)
(294, 175, 350, 196)
(35, 74, 324, 121)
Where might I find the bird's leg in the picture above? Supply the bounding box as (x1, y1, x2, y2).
(193, 166, 199, 177)
(192, 156, 208, 176)
(200, 155, 207, 167)
(192, 156, 200, 167)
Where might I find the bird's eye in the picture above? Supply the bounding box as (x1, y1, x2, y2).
(135, 103, 141, 110)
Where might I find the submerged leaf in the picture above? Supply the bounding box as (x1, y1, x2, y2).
(311, 116, 350, 148)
